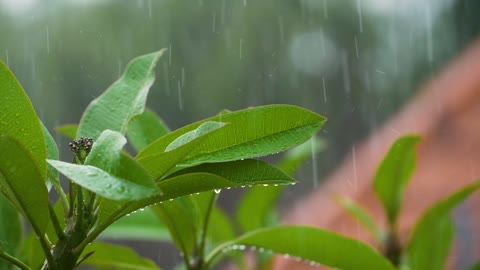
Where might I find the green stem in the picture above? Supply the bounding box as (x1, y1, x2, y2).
(204, 240, 235, 269)
(34, 226, 55, 268)
(198, 192, 218, 266)
(0, 250, 31, 270)
(48, 203, 65, 240)
(48, 170, 69, 216)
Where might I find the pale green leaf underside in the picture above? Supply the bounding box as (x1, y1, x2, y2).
(77, 50, 166, 140)
(208, 226, 396, 270)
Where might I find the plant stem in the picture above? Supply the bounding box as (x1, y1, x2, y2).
(193, 191, 219, 270)
(0, 250, 31, 270)
(48, 203, 65, 240)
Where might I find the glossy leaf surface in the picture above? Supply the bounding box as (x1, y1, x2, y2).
(137, 105, 326, 166)
(127, 109, 170, 152)
(207, 226, 396, 270)
(77, 50, 165, 140)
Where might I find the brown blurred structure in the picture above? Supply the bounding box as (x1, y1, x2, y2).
(273, 38, 480, 269)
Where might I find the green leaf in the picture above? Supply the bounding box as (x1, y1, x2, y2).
(127, 109, 170, 152)
(335, 195, 384, 243)
(206, 226, 396, 270)
(151, 201, 197, 258)
(100, 207, 170, 241)
(0, 136, 50, 234)
(276, 137, 325, 175)
(41, 122, 60, 191)
(18, 232, 45, 270)
(55, 124, 78, 139)
(48, 130, 158, 200)
(77, 50, 166, 140)
(0, 60, 47, 183)
(95, 160, 296, 243)
(137, 105, 326, 166)
(81, 242, 160, 270)
(406, 180, 480, 270)
(0, 196, 21, 270)
(165, 121, 226, 152)
(373, 135, 421, 225)
(208, 206, 236, 248)
(136, 121, 228, 180)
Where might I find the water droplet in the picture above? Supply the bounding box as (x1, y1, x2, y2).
(262, 184, 268, 187)
(214, 189, 221, 194)
(117, 186, 125, 193)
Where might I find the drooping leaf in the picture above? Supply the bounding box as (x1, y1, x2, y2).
(77, 50, 166, 140)
(206, 226, 396, 270)
(0, 60, 47, 182)
(81, 242, 160, 270)
(0, 196, 21, 270)
(95, 161, 296, 243)
(137, 105, 326, 166)
(335, 195, 384, 243)
(0, 136, 50, 235)
(136, 122, 227, 180)
(406, 180, 480, 270)
(100, 207, 169, 241)
(55, 124, 78, 139)
(373, 135, 421, 225)
(127, 109, 170, 152)
(41, 122, 59, 191)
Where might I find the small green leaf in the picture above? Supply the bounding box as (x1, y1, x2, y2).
(54, 124, 78, 139)
(206, 226, 396, 270)
(100, 207, 170, 241)
(137, 105, 326, 166)
(136, 121, 228, 180)
(0, 196, 21, 270)
(81, 242, 160, 270)
(0, 61, 47, 183)
(0, 136, 50, 234)
(406, 180, 480, 270)
(127, 109, 170, 152)
(335, 195, 384, 243)
(77, 50, 166, 140)
(374, 135, 421, 225)
(41, 122, 60, 190)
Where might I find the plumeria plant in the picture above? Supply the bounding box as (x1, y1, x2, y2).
(2, 49, 463, 270)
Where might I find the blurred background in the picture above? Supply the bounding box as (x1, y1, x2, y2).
(1, 0, 479, 268)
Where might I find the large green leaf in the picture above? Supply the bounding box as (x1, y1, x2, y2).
(48, 130, 158, 200)
(0, 61, 47, 182)
(77, 50, 165, 140)
(0, 136, 50, 235)
(236, 138, 323, 233)
(136, 122, 227, 180)
(137, 105, 326, 166)
(406, 180, 480, 270)
(374, 135, 421, 225)
(206, 226, 396, 270)
(100, 207, 170, 241)
(0, 196, 21, 270)
(93, 160, 296, 244)
(81, 242, 160, 270)
(127, 109, 170, 152)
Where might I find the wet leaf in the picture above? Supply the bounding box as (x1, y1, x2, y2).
(0, 136, 50, 234)
(80, 242, 160, 270)
(54, 124, 78, 139)
(406, 180, 480, 270)
(0, 196, 21, 270)
(206, 226, 396, 270)
(0, 60, 47, 183)
(41, 122, 59, 191)
(137, 105, 326, 166)
(374, 135, 421, 225)
(127, 109, 170, 153)
(77, 50, 166, 140)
